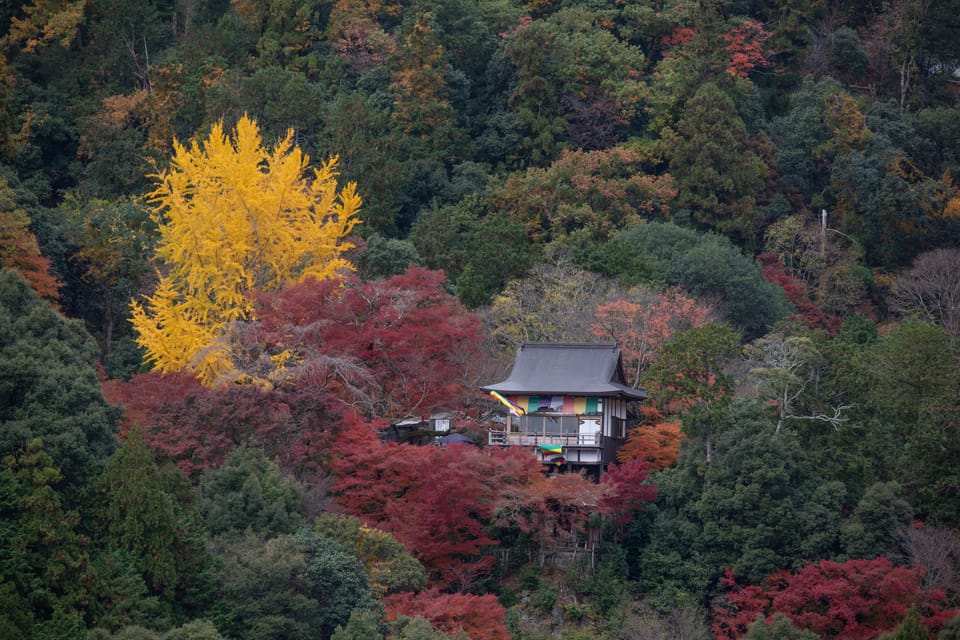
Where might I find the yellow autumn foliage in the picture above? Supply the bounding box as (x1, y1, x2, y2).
(131, 114, 361, 385)
(941, 171, 960, 220)
(4, 0, 87, 53)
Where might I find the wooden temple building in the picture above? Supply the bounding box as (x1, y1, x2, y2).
(482, 342, 646, 472)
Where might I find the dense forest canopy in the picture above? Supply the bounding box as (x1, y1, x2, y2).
(1, 0, 960, 638)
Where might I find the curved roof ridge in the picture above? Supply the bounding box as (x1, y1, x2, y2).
(482, 341, 646, 400)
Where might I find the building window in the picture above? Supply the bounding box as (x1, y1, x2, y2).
(611, 417, 625, 438)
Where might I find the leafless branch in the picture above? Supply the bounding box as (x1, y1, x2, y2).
(785, 403, 855, 429)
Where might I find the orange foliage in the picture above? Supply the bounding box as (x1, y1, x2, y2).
(4, 0, 86, 53)
(817, 92, 871, 157)
(942, 195, 960, 219)
(390, 13, 454, 136)
(592, 286, 716, 386)
(0, 188, 61, 302)
(490, 147, 676, 243)
(617, 406, 683, 470)
(494, 468, 612, 550)
(941, 171, 960, 219)
(723, 20, 771, 78)
(384, 589, 510, 640)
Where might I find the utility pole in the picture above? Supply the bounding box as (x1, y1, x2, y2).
(820, 208, 827, 258)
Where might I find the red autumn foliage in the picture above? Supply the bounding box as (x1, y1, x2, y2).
(723, 20, 771, 78)
(104, 267, 483, 475)
(330, 420, 501, 590)
(592, 286, 717, 386)
(757, 253, 842, 335)
(384, 589, 510, 640)
(102, 371, 311, 476)
(247, 267, 484, 419)
(0, 210, 61, 302)
(493, 467, 613, 556)
(331, 420, 617, 590)
(713, 558, 955, 640)
(600, 456, 658, 531)
(662, 26, 696, 53)
(617, 405, 684, 470)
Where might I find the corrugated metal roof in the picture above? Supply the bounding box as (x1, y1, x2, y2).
(482, 342, 646, 400)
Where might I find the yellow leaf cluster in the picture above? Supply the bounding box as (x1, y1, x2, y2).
(4, 0, 87, 53)
(941, 171, 960, 220)
(132, 115, 361, 385)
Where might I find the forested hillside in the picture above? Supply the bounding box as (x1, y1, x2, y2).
(1, 0, 960, 638)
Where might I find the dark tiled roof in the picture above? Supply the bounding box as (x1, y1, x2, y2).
(482, 342, 646, 400)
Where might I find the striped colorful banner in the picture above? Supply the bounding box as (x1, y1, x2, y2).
(509, 396, 600, 415)
(489, 390, 526, 416)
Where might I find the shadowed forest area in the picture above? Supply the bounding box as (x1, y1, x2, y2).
(2, 0, 960, 638)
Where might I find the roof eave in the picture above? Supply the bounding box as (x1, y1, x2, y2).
(482, 385, 647, 400)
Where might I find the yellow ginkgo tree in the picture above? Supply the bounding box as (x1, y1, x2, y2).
(131, 114, 361, 385)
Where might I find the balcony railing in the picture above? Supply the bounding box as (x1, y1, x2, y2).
(487, 431, 602, 447)
(488, 429, 626, 465)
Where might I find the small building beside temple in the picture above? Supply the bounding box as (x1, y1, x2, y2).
(482, 342, 646, 473)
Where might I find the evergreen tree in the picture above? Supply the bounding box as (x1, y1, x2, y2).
(742, 614, 821, 640)
(878, 607, 932, 640)
(668, 82, 768, 245)
(641, 400, 846, 606)
(199, 445, 305, 539)
(91, 428, 213, 618)
(0, 269, 118, 485)
(0, 440, 94, 640)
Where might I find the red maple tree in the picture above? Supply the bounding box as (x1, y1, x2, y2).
(600, 456, 658, 532)
(713, 558, 955, 640)
(331, 421, 615, 590)
(384, 589, 510, 640)
(723, 19, 772, 78)
(330, 421, 501, 590)
(757, 253, 842, 335)
(102, 371, 307, 475)
(592, 286, 717, 386)
(247, 267, 484, 418)
(105, 267, 483, 475)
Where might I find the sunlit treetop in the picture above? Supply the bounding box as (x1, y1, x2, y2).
(131, 114, 361, 385)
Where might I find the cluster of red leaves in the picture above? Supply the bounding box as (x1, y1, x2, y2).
(600, 456, 658, 530)
(105, 268, 483, 475)
(757, 253, 842, 335)
(249, 267, 484, 419)
(331, 420, 505, 590)
(493, 465, 613, 551)
(0, 210, 61, 302)
(713, 558, 955, 640)
(384, 589, 510, 640)
(662, 26, 696, 53)
(592, 286, 717, 386)
(617, 405, 684, 471)
(102, 371, 310, 476)
(330, 420, 615, 590)
(723, 20, 771, 78)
